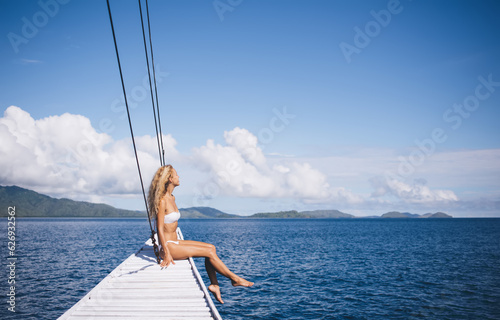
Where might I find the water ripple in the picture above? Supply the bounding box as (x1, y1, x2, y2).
(1, 218, 499, 319)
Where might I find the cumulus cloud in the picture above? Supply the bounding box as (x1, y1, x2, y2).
(370, 176, 458, 203)
(0, 106, 178, 198)
(191, 127, 362, 203)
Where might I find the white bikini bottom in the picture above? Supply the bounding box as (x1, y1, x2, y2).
(159, 240, 180, 253)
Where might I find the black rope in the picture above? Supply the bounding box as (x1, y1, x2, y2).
(138, 0, 165, 260)
(106, 0, 160, 264)
(138, 0, 163, 167)
(145, 0, 166, 166)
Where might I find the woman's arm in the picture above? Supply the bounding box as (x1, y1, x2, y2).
(157, 198, 175, 267)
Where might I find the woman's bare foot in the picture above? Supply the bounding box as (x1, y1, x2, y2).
(231, 277, 254, 287)
(208, 285, 224, 304)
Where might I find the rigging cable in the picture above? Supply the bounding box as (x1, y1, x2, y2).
(106, 0, 160, 263)
(138, 0, 164, 167)
(139, 0, 167, 243)
(144, 0, 166, 166)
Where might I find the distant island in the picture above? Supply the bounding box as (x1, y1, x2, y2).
(380, 211, 452, 219)
(0, 185, 452, 218)
(249, 209, 354, 219)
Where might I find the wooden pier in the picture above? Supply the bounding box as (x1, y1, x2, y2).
(58, 228, 222, 320)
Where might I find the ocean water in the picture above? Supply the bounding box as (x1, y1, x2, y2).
(1, 218, 499, 319)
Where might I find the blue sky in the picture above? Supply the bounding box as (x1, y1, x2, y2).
(1, 0, 499, 217)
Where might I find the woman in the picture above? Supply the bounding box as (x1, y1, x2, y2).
(147, 165, 253, 304)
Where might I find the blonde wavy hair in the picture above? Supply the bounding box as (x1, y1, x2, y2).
(147, 165, 174, 219)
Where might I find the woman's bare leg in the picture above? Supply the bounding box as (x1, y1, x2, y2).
(204, 258, 223, 303)
(178, 240, 224, 301)
(172, 240, 225, 302)
(204, 257, 219, 285)
(179, 242, 219, 284)
(167, 241, 253, 290)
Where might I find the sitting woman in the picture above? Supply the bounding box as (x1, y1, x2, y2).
(147, 164, 253, 303)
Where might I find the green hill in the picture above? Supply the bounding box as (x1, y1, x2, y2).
(180, 207, 240, 219)
(249, 210, 304, 218)
(381, 211, 419, 218)
(381, 211, 452, 218)
(421, 212, 453, 218)
(249, 209, 353, 219)
(300, 209, 354, 218)
(0, 185, 144, 217)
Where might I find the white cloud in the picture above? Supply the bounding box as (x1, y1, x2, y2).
(0, 106, 179, 198)
(297, 148, 500, 207)
(369, 176, 459, 203)
(191, 127, 361, 203)
(223, 127, 266, 167)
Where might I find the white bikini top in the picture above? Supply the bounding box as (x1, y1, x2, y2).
(164, 211, 180, 224)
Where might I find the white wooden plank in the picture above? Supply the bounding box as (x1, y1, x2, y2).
(84, 300, 210, 308)
(70, 310, 213, 317)
(77, 305, 211, 312)
(88, 290, 205, 299)
(105, 282, 201, 289)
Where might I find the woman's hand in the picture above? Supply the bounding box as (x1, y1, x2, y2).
(161, 250, 175, 267)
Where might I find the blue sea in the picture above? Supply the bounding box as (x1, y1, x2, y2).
(1, 218, 500, 319)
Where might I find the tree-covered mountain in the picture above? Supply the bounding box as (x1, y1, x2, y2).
(381, 211, 420, 218)
(180, 207, 240, 219)
(0, 185, 144, 217)
(249, 209, 354, 219)
(300, 209, 354, 218)
(381, 211, 452, 218)
(420, 212, 453, 218)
